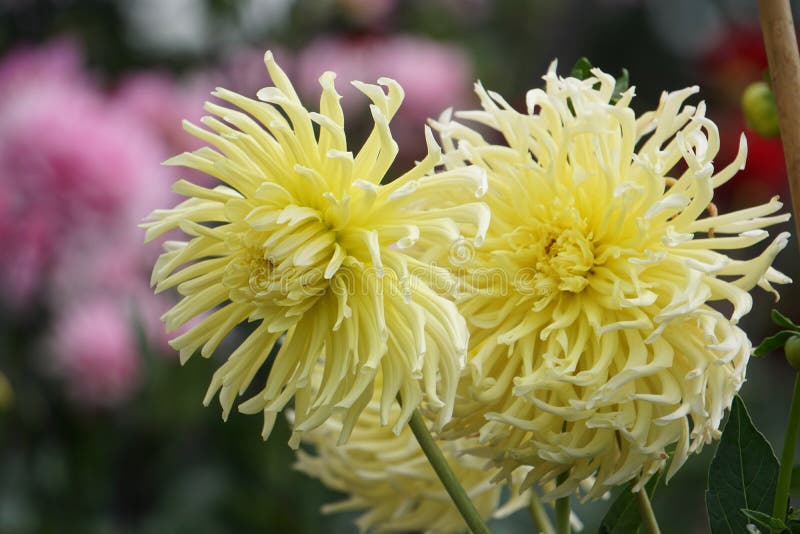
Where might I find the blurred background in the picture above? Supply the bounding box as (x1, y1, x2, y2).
(1, 0, 799, 532)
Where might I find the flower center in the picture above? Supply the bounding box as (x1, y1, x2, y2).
(511, 202, 595, 306)
(223, 221, 334, 307)
(533, 226, 594, 294)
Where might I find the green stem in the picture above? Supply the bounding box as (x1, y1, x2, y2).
(636, 488, 661, 534)
(529, 490, 555, 534)
(773, 372, 800, 521)
(555, 472, 571, 534)
(406, 408, 490, 534)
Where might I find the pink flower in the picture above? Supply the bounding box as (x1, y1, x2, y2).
(217, 46, 294, 98)
(50, 298, 141, 408)
(337, 0, 396, 25)
(0, 40, 171, 308)
(296, 35, 472, 120)
(113, 71, 211, 154)
(295, 35, 473, 159)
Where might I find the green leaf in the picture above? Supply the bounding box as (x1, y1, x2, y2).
(772, 310, 800, 331)
(706, 396, 780, 533)
(570, 57, 593, 80)
(791, 466, 800, 496)
(741, 509, 788, 533)
(598, 468, 664, 533)
(786, 508, 800, 533)
(612, 68, 630, 103)
(755, 331, 798, 357)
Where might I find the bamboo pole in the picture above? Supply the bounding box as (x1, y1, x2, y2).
(758, 0, 800, 247)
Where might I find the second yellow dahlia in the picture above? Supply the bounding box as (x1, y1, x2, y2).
(294, 367, 531, 533)
(434, 63, 791, 499)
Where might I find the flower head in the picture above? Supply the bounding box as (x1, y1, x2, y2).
(0, 40, 169, 308)
(434, 63, 791, 498)
(143, 52, 488, 446)
(295, 367, 530, 533)
(51, 298, 141, 408)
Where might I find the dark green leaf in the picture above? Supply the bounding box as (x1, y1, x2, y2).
(598, 468, 664, 533)
(741, 509, 788, 533)
(772, 310, 800, 331)
(790, 466, 800, 497)
(786, 508, 800, 533)
(706, 396, 780, 533)
(612, 68, 630, 103)
(570, 57, 593, 80)
(754, 331, 798, 357)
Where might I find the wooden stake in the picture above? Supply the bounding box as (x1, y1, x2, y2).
(758, 0, 800, 248)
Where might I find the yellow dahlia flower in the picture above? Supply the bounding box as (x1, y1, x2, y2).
(433, 63, 791, 499)
(294, 367, 531, 533)
(143, 52, 489, 445)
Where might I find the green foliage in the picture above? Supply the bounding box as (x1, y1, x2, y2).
(570, 57, 594, 80)
(790, 465, 800, 496)
(771, 310, 800, 331)
(787, 508, 800, 532)
(755, 331, 800, 358)
(706, 396, 780, 533)
(569, 57, 629, 104)
(740, 509, 788, 533)
(598, 468, 664, 533)
(612, 68, 630, 102)
(754, 310, 800, 370)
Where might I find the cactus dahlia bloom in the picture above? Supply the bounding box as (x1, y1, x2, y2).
(294, 367, 531, 534)
(142, 52, 489, 446)
(433, 64, 791, 499)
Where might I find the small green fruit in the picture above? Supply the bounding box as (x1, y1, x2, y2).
(785, 335, 800, 371)
(741, 81, 781, 138)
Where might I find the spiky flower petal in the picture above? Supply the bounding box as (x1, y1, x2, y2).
(143, 51, 489, 446)
(434, 63, 791, 499)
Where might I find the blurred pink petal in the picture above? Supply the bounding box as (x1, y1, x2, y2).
(0, 40, 172, 308)
(219, 46, 294, 97)
(295, 35, 472, 121)
(338, 0, 395, 25)
(295, 35, 472, 160)
(113, 71, 211, 154)
(50, 298, 141, 408)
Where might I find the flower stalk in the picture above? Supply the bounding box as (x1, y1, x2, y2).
(555, 472, 570, 534)
(529, 491, 555, 534)
(636, 488, 661, 534)
(405, 407, 490, 534)
(773, 372, 800, 521)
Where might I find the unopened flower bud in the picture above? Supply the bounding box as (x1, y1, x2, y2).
(742, 81, 780, 138)
(0, 372, 12, 411)
(785, 335, 800, 371)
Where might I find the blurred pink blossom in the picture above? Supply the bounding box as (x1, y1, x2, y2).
(113, 70, 211, 154)
(0, 38, 89, 94)
(217, 45, 294, 97)
(50, 298, 141, 408)
(50, 233, 179, 355)
(0, 40, 171, 308)
(337, 0, 395, 26)
(295, 35, 473, 159)
(296, 35, 472, 121)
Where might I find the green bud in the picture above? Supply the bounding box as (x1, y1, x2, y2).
(785, 335, 800, 371)
(741, 81, 780, 138)
(0, 372, 11, 411)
